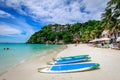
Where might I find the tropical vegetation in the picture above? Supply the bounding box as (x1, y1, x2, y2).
(27, 20, 102, 44)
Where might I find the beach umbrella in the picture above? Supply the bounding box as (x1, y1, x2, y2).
(89, 39, 95, 42)
(99, 38, 110, 41)
(89, 39, 101, 42)
(116, 37, 120, 42)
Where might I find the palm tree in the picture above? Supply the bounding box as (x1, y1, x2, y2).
(107, 0, 120, 30)
(107, 0, 120, 18)
(101, 8, 112, 29)
(101, 0, 120, 43)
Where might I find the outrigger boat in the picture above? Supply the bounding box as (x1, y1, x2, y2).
(38, 63, 100, 73)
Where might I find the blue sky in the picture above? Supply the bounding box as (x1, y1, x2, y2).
(0, 0, 109, 43)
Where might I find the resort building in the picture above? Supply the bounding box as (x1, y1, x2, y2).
(101, 29, 120, 42)
(102, 30, 110, 38)
(111, 30, 120, 42)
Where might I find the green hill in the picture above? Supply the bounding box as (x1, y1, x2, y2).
(27, 20, 102, 44)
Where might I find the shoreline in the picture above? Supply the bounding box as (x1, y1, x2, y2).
(0, 45, 67, 77)
(0, 44, 120, 80)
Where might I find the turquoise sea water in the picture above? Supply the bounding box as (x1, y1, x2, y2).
(0, 43, 62, 75)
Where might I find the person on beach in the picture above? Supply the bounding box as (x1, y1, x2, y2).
(6, 48, 10, 50)
(4, 48, 10, 50)
(101, 40, 105, 47)
(118, 42, 120, 49)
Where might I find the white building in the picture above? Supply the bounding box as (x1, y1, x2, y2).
(111, 30, 120, 42)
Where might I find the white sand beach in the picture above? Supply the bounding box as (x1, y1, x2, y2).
(0, 44, 120, 80)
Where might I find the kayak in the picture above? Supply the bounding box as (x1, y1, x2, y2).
(48, 57, 91, 65)
(38, 63, 100, 73)
(54, 54, 89, 60)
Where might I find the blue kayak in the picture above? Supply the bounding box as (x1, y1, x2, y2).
(48, 57, 91, 65)
(39, 63, 100, 73)
(54, 54, 89, 60)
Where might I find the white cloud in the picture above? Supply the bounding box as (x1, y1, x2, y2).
(1, 18, 35, 36)
(0, 20, 35, 42)
(0, 10, 14, 18)
(0, 24, 21, 36)
(3, 0, 110, 24)
(15, 19, 35, 36)
(80, 0, 110, 20)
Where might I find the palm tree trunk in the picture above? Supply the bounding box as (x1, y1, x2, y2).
(111, 22, 118, 44)
(113, 31, 117, 44)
